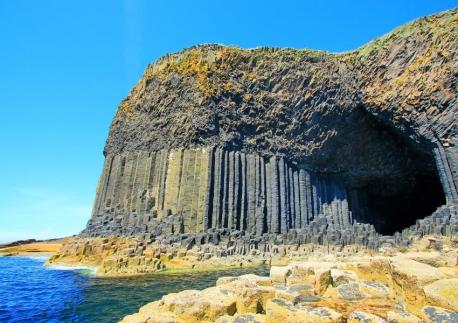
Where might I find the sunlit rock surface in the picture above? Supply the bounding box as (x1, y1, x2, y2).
(120, 237, 458, 322)
(50, 8, 458, 306)
(79, 9, 458, 250)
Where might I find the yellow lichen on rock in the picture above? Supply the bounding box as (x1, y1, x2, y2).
(423, 278, 458, 311)
(119, 237, 458, 322)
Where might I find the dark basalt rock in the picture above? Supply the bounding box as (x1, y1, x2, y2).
(82, 9, 458, 250)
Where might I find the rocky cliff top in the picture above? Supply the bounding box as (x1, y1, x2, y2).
(104, 8, 457, 190)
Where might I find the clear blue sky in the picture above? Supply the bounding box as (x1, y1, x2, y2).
(0, 1, 456, 243)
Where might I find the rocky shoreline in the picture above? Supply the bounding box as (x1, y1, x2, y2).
(48, 235, 368, 277)
(0, 238, 66, 257)
(119, 236, 458, 322)
(49, 202, 458, 277)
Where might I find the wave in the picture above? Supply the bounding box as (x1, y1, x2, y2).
(47, 263, 97, 275)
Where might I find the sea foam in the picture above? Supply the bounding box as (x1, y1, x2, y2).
(47, 263, 97, 275)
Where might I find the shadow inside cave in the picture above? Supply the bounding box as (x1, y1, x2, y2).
(339, 107, 447, 235)
(349, 173, 445, 235)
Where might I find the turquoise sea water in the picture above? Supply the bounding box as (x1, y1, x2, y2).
(0, 256, 269, 322)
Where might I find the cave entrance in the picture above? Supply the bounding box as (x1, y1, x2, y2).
(342, 107, 447, 235)
(351, 171, 445, 235)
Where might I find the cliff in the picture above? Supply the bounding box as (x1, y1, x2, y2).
(82, 9, 457, 249)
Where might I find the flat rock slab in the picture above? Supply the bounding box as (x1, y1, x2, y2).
(270, 266, 291, 284)
(216, 313, 266, 323)
(422, 306, 458, 323)
(386, 311, 422, 323)
(323, 280, 393, 301)
(358, 280, 393, 299)
(348, 310, 387, 322)
(423, 278, 458, 311)
(266, 298, 342, 323)
(390, 257, 445, 285)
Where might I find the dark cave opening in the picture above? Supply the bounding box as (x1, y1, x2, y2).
(343, 107, 447, 236)
(352, 172, 446, 235)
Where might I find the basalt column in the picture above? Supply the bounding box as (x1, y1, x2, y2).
(434, 140, 458, 205)
(85, 148, 357, 237)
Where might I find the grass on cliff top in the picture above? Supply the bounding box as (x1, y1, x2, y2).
(117, 8, 457, 114)
(118, 45, 334, 106)
(356, 7, 457, 58)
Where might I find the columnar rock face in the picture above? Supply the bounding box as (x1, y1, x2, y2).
(84, 147, 458, 247)
(83, 9, 457, 245)
(86, 148, 363, 236)
(434, 139, 458, 204)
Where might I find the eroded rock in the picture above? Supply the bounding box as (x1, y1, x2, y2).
(423, 278, 458, 311)
(120, 250, 458, 322)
